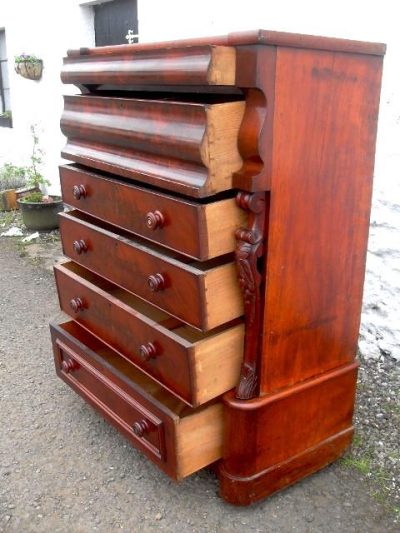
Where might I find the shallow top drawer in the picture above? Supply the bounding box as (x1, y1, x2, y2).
(61, 45, 236, 87)
(60, 165, 246, 260)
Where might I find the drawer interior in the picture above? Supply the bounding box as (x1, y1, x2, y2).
(61, 260, 239, 342)
(79, 90, 245, 104)
(52, 320, 224, 478)
(56, 320, 189, 413)
(60, 209, 243, 330)
(63, 209, 234, 270)
(56, 261, 243, 407)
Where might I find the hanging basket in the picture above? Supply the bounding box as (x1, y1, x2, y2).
(15, 60, 43, 81)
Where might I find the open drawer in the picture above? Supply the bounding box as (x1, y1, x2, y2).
(50, 320, 224, 480)
(54, 261, 243, 407)
(59, 210, 243, 331)
(60, 164, 246, 261)
(60, 94, 245, 198)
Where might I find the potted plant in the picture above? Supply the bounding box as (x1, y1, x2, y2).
(0, 110, 12, 128)
(14, 53, 43, 81)
(0, 162, 26, 211)
(17, 125, 63, 230)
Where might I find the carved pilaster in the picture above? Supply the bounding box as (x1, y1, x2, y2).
(235, 191, 266, 400)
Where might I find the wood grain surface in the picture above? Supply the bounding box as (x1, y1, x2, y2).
(61, 95, 244, 197)
(260, 48, 384, 392)
(60, 164, 246, 260)
(62, 45, 236, 86)
(54, 261, 243, 406)
(59, 210, 243, 330)
(51, 320, 224, 480)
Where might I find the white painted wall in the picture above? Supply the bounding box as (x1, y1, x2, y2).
(1, 0, 398, 193)
(0, 0, 95, 193)
(0, 0, 398, 357)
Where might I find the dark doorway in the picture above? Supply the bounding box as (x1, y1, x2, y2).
(94, 0, 138, 46)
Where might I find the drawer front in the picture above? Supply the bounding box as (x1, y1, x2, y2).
(55, 262, 192, 403)
(53, 333, 165, 461)
(62, 45, 236, 87)
(59, 211, 243, 331)
(54, 262, 244, 407)
(50, 321, 224, 480)
(60, 95, 245, 198)
(60, 165, 245, 260)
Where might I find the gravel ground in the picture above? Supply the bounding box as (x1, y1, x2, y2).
(0, 218, 399, 532)
(349, 353, 400, 508)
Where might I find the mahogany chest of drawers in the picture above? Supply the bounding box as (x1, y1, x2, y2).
(50, 29, 385, 505)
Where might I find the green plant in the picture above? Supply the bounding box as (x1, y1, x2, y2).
(25, 124, 50, 195)
(341, 455, 372, 474)
(20, 191, 45, 203)
(0, 162, 27, 191)
(0, 110, 12, 119)
(15, 53, 42, 64)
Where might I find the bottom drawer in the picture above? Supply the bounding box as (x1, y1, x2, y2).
(50, 320, 223, 480)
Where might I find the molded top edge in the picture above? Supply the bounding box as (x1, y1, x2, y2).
(66, 29, 386, 58)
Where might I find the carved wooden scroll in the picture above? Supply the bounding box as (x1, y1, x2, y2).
(235, 191, 266, 400)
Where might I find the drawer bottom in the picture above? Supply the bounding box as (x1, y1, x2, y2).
(50, 320, 224, 480)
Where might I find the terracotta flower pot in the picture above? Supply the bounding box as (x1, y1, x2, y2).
(0, 189, 17, 211)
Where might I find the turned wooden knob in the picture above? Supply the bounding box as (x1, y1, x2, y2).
(145, 210, 164, 230)
(139, 342, 158, 361)
(69, 297, 84, 313)
(73, 239, 88, 254)
(72, 184, 87, 200)
(132, 419, 151, 438)
(147, 273, 165, 292)
(61, 359, 80, 374)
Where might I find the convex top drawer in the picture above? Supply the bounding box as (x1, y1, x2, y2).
(60, 94, 245, 197)
(61, 45, 237, 87)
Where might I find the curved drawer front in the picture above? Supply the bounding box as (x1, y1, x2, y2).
(54, 261, 244, 407)
(60, 95, 245, 197)
(60, 165, 246, 260)
(59, 210, 243, 331)
(62, 45, 236, 87)
(50, 320, 224, 480)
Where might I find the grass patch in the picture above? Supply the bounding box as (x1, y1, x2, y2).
(0, 210, 16, 227)
(341, 455, 371, 474)
(15, 239, 27, 257)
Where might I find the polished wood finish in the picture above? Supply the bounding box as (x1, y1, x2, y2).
(66, 29, 385, 59)
(62, 45, 236, 86)
(51, 320, 224, 480)
(218, 42, 383, 505)
(53, 30, 385, 505)
(260, 48, 384, 393)
(54, 261, 243, 406)
(61, 95, 245, 197)
(59, 210, 243, 330)
(60, 165, 246, 260)
(220, 363, 358, 504)
(234, 191, 267, 399)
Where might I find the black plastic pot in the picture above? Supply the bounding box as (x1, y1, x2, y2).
(17, 196, 64, 231)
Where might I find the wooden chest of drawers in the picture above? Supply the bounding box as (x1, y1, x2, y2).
(51, 29, 385, 505)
